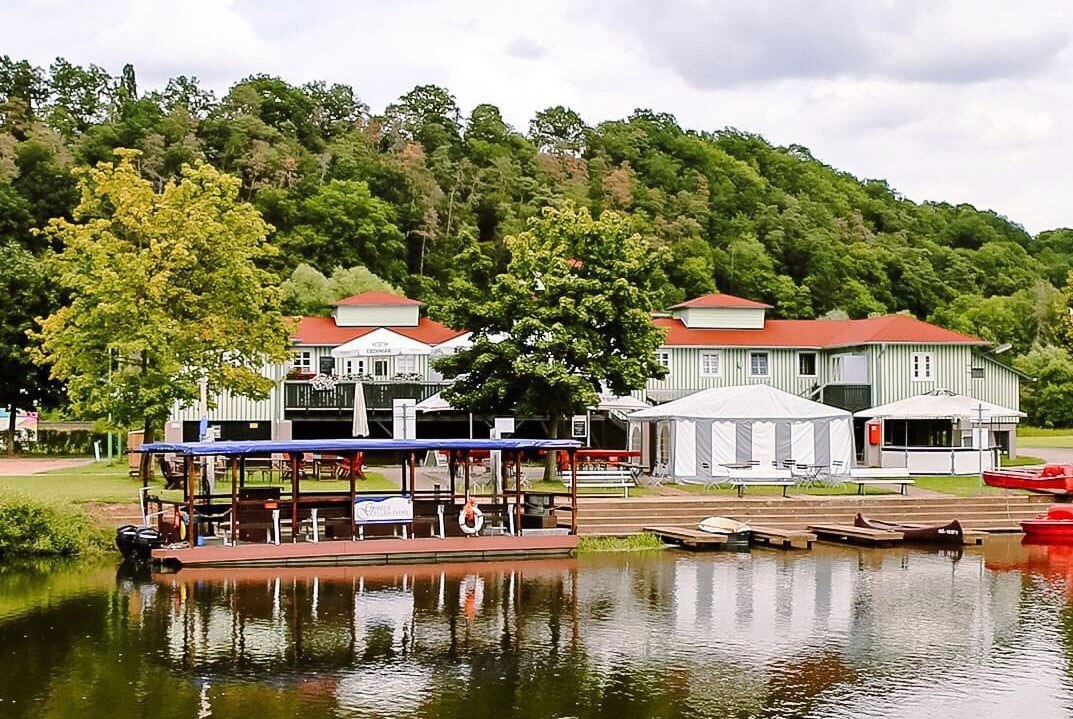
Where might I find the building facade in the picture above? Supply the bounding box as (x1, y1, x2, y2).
(166, 291, 1023, 452)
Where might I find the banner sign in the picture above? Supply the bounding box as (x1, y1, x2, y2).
(354, 496, 413, 524)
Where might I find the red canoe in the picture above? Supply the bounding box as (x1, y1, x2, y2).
(1021, 504, 1073, 542)
(983, 463, 1073, 495)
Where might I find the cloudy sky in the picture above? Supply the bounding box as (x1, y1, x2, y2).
(5, 0, 1072, 232)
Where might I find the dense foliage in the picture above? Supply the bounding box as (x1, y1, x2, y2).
(1, 57, 1072, 423)
(0, 499, 104, 558)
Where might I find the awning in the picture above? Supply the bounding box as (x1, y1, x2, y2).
(855, 389, 1024, 422)
(629, 384, 850, 421)
(331, 328, 432, 358)
(140, 438, 583, 456)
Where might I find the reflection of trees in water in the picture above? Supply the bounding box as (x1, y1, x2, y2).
(3, 542, 1069, 718)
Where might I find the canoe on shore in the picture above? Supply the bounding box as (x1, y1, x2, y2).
(854, 513, 966, 544)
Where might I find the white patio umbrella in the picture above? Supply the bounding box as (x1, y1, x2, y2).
(351, 381, 370, 437)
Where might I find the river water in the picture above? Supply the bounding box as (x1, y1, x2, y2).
(2, 537, 1072, 718)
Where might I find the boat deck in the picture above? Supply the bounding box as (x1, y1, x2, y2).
(152, 533, 578, 568)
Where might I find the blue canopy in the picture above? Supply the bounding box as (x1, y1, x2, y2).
(139, 438, 582, 456)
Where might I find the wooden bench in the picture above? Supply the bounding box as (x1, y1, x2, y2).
(808, 523, 903, 546)
(728, 479, 796, 498)
(564, 467, 636, 497)
(748, 525, 816, 550)
(848, 478, 915, 495)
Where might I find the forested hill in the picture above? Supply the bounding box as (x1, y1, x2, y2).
(2, 58, 1073, 421)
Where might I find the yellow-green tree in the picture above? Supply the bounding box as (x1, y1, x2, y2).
(31, 149, 291, 440)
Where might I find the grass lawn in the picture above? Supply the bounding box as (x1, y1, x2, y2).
(1017, 426, 1073, 437)
(0, 462, 392, 507)
(1019, 435, 1073, 449)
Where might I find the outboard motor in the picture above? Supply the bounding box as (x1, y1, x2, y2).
(115, 525, 139, 560)
(131, 527, 164, 562)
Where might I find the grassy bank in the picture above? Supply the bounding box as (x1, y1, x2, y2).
(0, 498, 110, 559)
(578, 533, 665, 553)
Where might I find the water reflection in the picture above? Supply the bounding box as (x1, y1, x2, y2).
(3, 538, 1073, 718)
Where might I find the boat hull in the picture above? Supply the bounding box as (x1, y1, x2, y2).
(854, 513, 965, 544)
(983, 465, 1073, 494)
(1020, 520, 1073, 543)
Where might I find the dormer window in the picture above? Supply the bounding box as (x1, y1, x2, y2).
(669, 293, 770, 329)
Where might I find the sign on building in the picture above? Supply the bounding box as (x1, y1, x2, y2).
(353, 496, 414, 524)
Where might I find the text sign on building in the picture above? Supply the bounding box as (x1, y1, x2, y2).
(493, 417, 515, 436)
(353, 496, 413, 524)
(571, 415, 588, 438)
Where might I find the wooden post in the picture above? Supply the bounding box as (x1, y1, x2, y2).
(448, 449, 457, 503)
(408, 451, 417, 497)
(239, 457, 246, 489)
(463, 450, 471, 501)
(291, 454, 300, 543)
(514, 451, 523, 536)
(185, 455, 197, 545)
(230, 457, 239, 545)
(349, 452, 357, 540)
(569, 448, 578, 536)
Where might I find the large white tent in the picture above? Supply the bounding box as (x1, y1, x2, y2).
(627, 384, 855, 480)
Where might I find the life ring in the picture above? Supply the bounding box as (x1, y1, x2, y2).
(459, 499, 484, 535)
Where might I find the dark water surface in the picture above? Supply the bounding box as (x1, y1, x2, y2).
(2, 537, 1073, 718)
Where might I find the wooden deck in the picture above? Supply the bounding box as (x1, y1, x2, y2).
(151, 533, 578, 568)
(645, 526, 729, 549)
(808, 523, 904, 546)
(749, 525, 816, 550)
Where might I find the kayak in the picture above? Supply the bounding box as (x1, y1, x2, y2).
(983, 463, 1073, 495)
(854, 513, 966, 544)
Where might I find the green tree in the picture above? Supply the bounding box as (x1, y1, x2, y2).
(0, 242, 61, 453)
(280, 179, 407, 283)
(281, 262, 398, 316)
(1015, 346, 1073, 427)
(529, 106, 587, 156)
(435, 204, 667, 477)
(31, 150, 291, 440)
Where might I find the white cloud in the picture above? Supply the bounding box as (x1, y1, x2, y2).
(2, 0, 1072, 232)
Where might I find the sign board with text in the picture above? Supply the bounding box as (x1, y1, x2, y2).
(354, 496, 414, 525)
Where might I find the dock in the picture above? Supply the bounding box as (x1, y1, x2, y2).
(749, 525, 816, 550)
(645, 526, 729, 549)
(151, 534, 578, 568)
(808, 523, 903, 546)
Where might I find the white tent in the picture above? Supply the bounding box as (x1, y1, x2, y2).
(628, 384, 855, 479)
(855, 389, 1024, 421)
(331, 328, 432, 358)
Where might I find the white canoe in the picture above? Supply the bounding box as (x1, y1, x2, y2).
(697, 516, 751, 535)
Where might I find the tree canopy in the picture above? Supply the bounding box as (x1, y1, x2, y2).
(3, 56, 1073, 425)
(30, 150, 291, 439)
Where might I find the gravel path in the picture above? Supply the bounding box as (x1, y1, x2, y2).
(0, 457, 94, 476)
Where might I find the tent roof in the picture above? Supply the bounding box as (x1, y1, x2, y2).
(331, 327, 433, 357)
(140, 438, 582, 456)
(628, 384, 851, 421)
(855, 389, 1025, 421)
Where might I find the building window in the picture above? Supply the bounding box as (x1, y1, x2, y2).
(699, 351, 722, 377)
(342, 358, 366, 377)
(395, 354, 418, 375)
(656, 351, 671, 375)
(971, 367, 985, 379)
(798, 352, 817, 377)
(749, 351, 770, 377)
(373, 359, 389, 378)
(292, 350, 312, 372)
(912, 352, 934, 381)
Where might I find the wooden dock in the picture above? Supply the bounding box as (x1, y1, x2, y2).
(151, 533, 578, 568)
(808, 523, 903, 546)
(749, 525, 816, 550)
(645, 526, 729, 549)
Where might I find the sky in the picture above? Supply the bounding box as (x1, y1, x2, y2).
(4, 0, 1072, 233)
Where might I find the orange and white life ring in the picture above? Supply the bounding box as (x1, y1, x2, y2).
(459, 499, 484, 535)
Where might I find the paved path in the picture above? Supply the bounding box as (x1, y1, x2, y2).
(1026, 446, 1073, 465)
(0, 457, 94, 476)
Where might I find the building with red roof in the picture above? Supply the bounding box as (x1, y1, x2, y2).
(166, 289, 1021, 451)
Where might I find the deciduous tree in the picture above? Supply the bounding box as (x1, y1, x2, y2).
(31, 150, 291, 441)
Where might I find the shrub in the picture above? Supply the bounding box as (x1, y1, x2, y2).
(0, 499, 105, 558)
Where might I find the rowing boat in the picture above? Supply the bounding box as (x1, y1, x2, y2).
(854, 513, 965, 544)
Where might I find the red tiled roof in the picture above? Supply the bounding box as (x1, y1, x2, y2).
(670, 293, 772, 310)
(332, 291, 423, 307)
(292, 316, 465, 345)
(655, 314, 986, 348)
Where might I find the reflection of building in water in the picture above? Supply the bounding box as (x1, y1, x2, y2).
(121, 545, 1058, 718)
